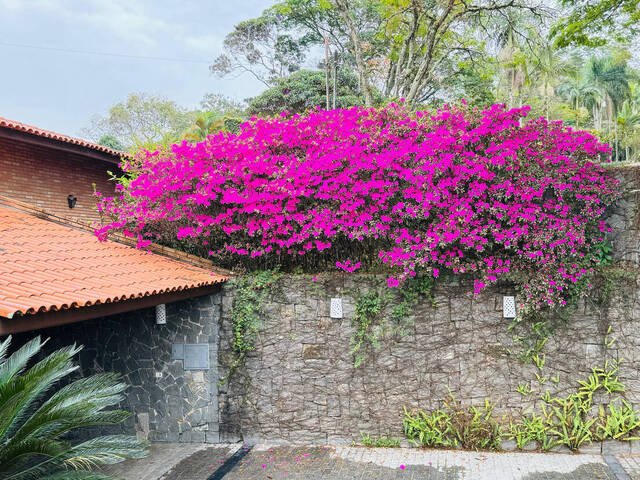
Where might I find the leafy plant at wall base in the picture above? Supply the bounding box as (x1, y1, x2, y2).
(0, 336, 148, 480)
(508, 412, 549, 449)
(221, 269, 281, 383)
(403, 407, 457, 448)
(403, 396, 502, 451)
(406, 338, 640, 452)
(595, 400, 640, 440)
(357, 431, 401, 447)
(447, 397, 502, 451)
(548, 393, 596, 449)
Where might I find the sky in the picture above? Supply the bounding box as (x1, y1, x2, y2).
(0, 0, 275, 137)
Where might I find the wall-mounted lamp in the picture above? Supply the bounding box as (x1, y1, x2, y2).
(330, 298, 343, 318)
(503, 296, 516, 318)
(67, 194, 77, 209)
(155, 304, 167, 324)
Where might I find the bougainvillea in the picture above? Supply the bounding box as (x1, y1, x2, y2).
(95, 103, 620, 311)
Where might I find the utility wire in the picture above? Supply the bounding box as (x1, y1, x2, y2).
(0, 41, 211, 64)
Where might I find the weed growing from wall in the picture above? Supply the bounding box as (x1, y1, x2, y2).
(350, 290, 384, 368)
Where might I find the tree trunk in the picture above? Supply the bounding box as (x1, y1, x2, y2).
(324, 37, 330, 110)
(334, 0, 373, 107)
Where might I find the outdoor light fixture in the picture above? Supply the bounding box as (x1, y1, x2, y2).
(155, 304, 167, 324)
(330, 298, 343, 318)
(67, 194, 77, 209)
(503, 296, 517, 318)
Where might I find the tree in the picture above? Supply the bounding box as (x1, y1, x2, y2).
(183, 113, 225, 142)
(332, 0, 375, 106)
(97, 135, 125, 152)
(551, 0, 640, 48)
(84, 93, 196, 151)
(617, 99, 640, 161)
(247, 69, 378, 116)
(0, 335, 147, 480)
(210, 14, 308, 86)
(199, 94, 246, 117)
(217, 0, 548, 108)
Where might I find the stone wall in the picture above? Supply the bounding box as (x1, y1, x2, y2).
(217, 164, 640, 445)
(604, 164, 640, 265)
(9, 292, 222, 443)
(217, 275, 640, 445)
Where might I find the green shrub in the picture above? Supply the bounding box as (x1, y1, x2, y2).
(0, 336, 147, 480)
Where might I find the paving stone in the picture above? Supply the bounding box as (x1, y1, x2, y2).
(105, 443, 626, 480)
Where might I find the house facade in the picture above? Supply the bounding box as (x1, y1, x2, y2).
(0, 116, 122, 223)
(0, 118, 229, 443)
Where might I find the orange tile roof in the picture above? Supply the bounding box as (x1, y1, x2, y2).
(0, 116, 128, 159)
(0, 204, 227, 319)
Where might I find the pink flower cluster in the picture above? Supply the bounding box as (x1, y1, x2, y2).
(96, 104, 619, 310)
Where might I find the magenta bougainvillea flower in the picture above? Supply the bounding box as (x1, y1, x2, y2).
(95, 103, 619, 311)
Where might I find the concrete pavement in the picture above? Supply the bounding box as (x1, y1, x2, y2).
(103, 443, 636, 480)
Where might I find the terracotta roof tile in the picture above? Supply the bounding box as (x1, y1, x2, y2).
(0, 116, 128, 158)
(0, 205, 227, 319)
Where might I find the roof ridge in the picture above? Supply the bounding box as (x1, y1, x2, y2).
(0, 195, 231, 275)
(0, 115, 130, 158)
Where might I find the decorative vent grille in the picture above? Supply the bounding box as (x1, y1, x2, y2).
(330, 298, 343, 318)
(155, 303, 167, 324)
(503, 296, 517, 318)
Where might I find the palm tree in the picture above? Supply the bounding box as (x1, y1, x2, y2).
(618, 100, 640, 161)
(495, 18, 531, 109)
(183, 113, 224, 142)
(0, 336, 147, 480)
(582, 56, 631, 157)
(530, 43, 574, 119)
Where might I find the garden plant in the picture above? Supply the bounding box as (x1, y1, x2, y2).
(0, 336, 147, 480)
(96, 103, 619, 316)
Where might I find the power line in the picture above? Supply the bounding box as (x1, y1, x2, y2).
(0, 41, 211, 64)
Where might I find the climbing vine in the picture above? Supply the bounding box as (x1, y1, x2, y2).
(220, 269, 281, 383)
(350, 274, 435, 368)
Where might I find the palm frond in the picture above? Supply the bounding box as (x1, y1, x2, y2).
(38, 471, 115, 480)
(0, 335, 11, 365)
(0, 336, 44, 386)
(0, 337, 148, 480)
(0, 344, 81, 442)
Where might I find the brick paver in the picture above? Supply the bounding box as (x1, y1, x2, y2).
(615, 455, 640, 479)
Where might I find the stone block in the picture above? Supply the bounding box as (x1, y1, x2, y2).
(578, 442, 601, 454)
(602, 440, 631, 455)
(500, 439, 517, 451)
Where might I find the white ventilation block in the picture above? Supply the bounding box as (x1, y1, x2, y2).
(155, 303, 167, 324)
(503, 296, 516, 318)
(330, 298, 343, 318)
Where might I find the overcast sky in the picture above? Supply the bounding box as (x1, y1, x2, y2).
(0, 0, 275, 137)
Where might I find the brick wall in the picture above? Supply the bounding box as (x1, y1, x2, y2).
(0, 136, 119, 223)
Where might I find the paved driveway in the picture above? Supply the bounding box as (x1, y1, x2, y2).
(104, 443, 634, 480)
